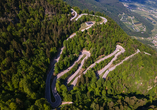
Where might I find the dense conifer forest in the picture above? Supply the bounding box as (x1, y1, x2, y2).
(1, 0, 157, 110)
(0, 0, 82, 109)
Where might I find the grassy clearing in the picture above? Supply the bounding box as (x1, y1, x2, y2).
(79, 23, 88, 31)
(79, 21, 96, 31)
(106, 53, 157, 95)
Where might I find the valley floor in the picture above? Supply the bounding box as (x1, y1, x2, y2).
(121, 2, 157, 50)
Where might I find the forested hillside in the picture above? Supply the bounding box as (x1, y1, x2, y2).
(0, 0, 82, 109)
(64, 0, 154, 38)
(1, 0, 157, 110)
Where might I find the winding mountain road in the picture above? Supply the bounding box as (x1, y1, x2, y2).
(45, 9, 141, 108)
(45, 9, 107, 108)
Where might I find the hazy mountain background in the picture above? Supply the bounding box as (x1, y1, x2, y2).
(120, 0, 157, 7)
(64, 0, 154, 38)
(119, 0, 147, 4)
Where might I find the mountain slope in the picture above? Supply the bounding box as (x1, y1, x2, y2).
(1, 0, 157, 110)
(58, 16, 157, 109)
(54, 9, 157, 109)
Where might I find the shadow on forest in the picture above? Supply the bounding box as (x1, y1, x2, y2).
(106, 92, 157, 109)
(63, 78, 74, 91)
(106, 92, 150, 101)
(95, 71, 100, 79)
(63, 76, 75, 91)
(136, 99, 157, 110)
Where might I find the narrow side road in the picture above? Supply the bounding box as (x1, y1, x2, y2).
(70, 9, 77, 21)
(67, 50, 90, 84)
(57, 50, 90, 79)
(83, 45, 124, 74)
(97, 45, 125, 76)
(102, 49, 140, 79)
(71, 45, 125, 86)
